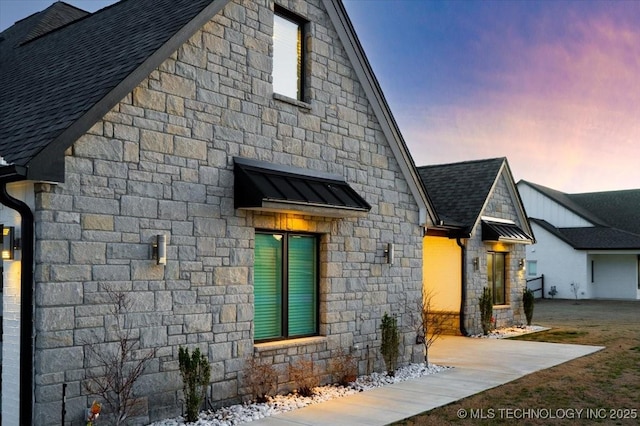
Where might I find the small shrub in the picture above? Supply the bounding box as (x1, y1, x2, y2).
(380, 312, 400, 376)
(479, 287, 493, 335)
(329, 348, 358, 386)
(243, 356, 278, 403)
(178, 347, 211, 423)
(523, 288, 535, 325)
(548, 286, 557, 299)
(570, 282, 581, 303)
(288, 358, 318, 397)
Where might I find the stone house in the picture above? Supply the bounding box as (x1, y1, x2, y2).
(417, 158, 534, 335)
(518, 181, 640, 300)
(0, 0, 437, 424)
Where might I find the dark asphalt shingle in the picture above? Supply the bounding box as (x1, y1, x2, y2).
(417, 158, 505, 230)
(523, 182, 640, 249)
(0, 0, 217, 171)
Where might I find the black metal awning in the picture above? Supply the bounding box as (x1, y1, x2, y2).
(234, 157, 371, 217)
(482, 219, 533, 244)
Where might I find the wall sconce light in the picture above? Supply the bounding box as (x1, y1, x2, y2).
(518, 258, 525, 270)
(473, 257, 479, 271)
(384, 243, 394, 264)
(152, 234, 167, 265)
(2, 226, 19, 260)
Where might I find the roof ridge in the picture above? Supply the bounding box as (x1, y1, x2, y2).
(18, 0, 119, 46)
(416, 156, 505, 170)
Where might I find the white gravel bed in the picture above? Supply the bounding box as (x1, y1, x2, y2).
(148, 363, 449, 426)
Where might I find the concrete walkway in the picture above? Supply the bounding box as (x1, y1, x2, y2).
(250, 336, 603, 425)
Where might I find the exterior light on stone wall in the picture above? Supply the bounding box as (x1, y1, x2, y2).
(518, 258, 525, 270)
(1, 226, 18, 260)
(473, 257, 479, 271)
(152, 234, 167, 265)
(384, 243, 394, 264)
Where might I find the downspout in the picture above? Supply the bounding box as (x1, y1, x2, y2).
(456, 237, 468, 336)
(0, 176, 35, 426)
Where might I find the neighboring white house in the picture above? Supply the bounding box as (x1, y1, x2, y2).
(517, 181, 640, 300)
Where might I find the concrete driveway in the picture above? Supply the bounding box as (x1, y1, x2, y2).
(249, 336, 603, 426)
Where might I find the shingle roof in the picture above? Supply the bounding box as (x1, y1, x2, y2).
(570, 190, 640, 236)
(0, 0, 220, 180)
(520, 181, 640, 237)
(417, 158, 505, 230)
(530, 218, 640, 250)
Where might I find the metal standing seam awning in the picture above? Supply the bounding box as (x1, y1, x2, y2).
(233, 157, 371, 218)
(481, 217, 533, 244)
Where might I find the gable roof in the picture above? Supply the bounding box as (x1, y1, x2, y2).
(0, 0, 436, 226)
(0, 0, 225, 181)
(519, 181, 640, 236)
(322, 0, 436, 226)
(417, 157, 505, 230)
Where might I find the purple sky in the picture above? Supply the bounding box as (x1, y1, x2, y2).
(2, 0, 639, 193)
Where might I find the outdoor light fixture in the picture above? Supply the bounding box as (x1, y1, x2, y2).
(1, 226, 18, 260)
(384, 243, 394, 264)
(518, 258, 525, 270)
(152, 234, 167, 265)
(473, 257, 479, 271)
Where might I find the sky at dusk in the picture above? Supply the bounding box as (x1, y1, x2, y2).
(1, 0, 638, 193)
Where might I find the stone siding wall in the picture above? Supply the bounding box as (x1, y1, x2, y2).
(32, 0, 423, 423)
(464, 173, 527, 335)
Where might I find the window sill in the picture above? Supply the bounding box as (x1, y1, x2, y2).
(273, 93, 311, 111)
(254, 336, 326, 353)
(493, 304, 511, 310)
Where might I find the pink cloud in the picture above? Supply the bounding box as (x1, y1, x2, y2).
(404, 14, 640, 193)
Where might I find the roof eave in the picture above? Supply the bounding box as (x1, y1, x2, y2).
(0, 164, 28, 181)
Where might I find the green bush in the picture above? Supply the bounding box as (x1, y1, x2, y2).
(178, 347, 211, 422)
(523, 288, 535, 325)
(479, 287, 493, 335)
(380, 312, 400, 376)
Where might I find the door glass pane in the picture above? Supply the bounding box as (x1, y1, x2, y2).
(494, 253, 505, 304)
(273, 14, 301, 99)
(287, 235, 316, 336)
(254, 233, 283, 340)
(487, 253, 493, 297)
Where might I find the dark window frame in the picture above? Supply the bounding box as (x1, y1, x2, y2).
(254, 229, 320, 343)
(273, 5, 308, 102)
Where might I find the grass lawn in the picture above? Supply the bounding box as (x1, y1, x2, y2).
(393, 299, 640, 425)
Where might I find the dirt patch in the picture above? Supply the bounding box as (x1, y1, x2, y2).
(395, 299, 640, 425)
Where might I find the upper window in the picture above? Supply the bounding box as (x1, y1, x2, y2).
(487, 252, 506, 305)
(254, 231, 318, 341)
(273, 9, 306, 101)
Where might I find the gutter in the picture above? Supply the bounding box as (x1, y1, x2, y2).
(0, 171, 34, 426)
(455, 237, 468, 336)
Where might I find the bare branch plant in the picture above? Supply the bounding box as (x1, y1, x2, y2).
(82, 287, 154, 425)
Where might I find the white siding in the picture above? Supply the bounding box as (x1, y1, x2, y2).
(518, 183, 593, 227)
(526, 223, 590, 299)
